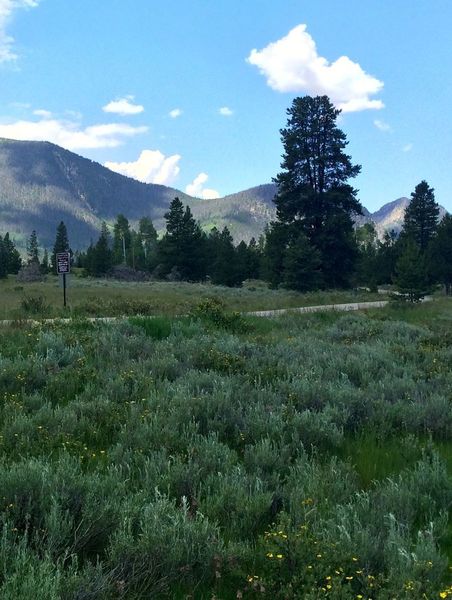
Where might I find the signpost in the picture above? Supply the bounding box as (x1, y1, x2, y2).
(56, 252, 70, 307)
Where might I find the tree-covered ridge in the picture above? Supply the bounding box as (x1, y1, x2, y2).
(0, 138, 192, 249)
(0, 138, 275, 249)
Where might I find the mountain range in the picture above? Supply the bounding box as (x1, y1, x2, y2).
(0, 138, 447, 249)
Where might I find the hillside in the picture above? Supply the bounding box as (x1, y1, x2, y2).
(0, 138, 196, 248)
(189, 184, 277, 241)
(0, 138, 276, 248)
(0, 138, 448, 249)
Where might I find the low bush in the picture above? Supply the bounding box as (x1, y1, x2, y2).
(19, 295, 49, 314)
(190, 297, 249, 332)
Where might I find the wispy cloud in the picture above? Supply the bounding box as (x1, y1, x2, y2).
(0, 112, 148, 149)
(247, 24, 384, 113)
(33, 108, 52, 119)
(374, 119, 392, 132)
(102, 95, 144, 116)
(0, 0, 40, 63)
(169, 108, 182, 118)
(105, 150, 181, 186)
(402, 143, 413, 153)
(219, 106, 233, 116)
(186, 172, 220, 199)
(9, 101, 31, 109)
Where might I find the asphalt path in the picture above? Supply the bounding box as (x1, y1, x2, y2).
(0, 299, 392, 327)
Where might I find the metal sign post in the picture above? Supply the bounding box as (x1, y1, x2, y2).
(56, 252, 70, 308)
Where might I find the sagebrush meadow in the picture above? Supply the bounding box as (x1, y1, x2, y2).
(0, 299, 451, 598)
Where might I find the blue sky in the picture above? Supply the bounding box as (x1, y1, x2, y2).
(1, 0, 451, 212)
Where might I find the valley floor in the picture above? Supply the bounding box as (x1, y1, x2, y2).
(0, 275, 381, 320)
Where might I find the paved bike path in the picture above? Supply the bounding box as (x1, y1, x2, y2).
(0, 299, 391, 327)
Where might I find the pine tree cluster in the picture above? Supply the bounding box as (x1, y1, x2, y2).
(73, 199, 262, 286)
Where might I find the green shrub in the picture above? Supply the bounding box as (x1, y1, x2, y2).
(106, 494, 224, 596)
(19, 295, 48, 315)
(190, 297, 249, 332)
(128, 316, 173, 340)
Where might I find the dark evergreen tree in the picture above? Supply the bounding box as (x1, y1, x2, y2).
(262, 222, 290, 288)
(113, 215, 131, 265)
(271, 95, 362, 289)
(356, 223, 378, 289)
(51, 221, 70, 271)
(27, 230, 40, 264)
(283, 231, 323, 291)
(234, 238, 262, 282)
(235, 241, 249, 283)
(89, 222, 113, 276)
(84, 244, 95, 274)
(40, 249, 50, 274)
(402, 180, 439, 251)
(0, 236, 7, 279)
(158, 198, 207, 280)
(74, 250, 86, 269)
(208, 227, 241, 286)
(394, 239, 428, 302)
(246, 238, 262, 279)
(428, 213, 452, 294)
(2, 233, 22, 274)
(316, 213, 359, 287)
(374, 229, 399, 284)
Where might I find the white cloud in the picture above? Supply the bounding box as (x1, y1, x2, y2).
(219, 106, 233, 116)
(33, 108, 52, 119)
(0, 0, 40, 63)
(169, 108, 182, 118)
(247, 24, 384, 113)
(374, 119, 391, 132)
(102, 95, 144, 116)
(402, 143, 413, 153)
(185, 172, 220, 199)
(0, 113, 148, 149)
(105, 150, 181, 186)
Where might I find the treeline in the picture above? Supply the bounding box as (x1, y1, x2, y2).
(1, 189, 451, 295)
(76, 198, 262, 286)
(76, 182, 451, 297)
(0, 222, 69, 279)
(355, 181, 452, 298)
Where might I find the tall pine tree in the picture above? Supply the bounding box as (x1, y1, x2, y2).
(158, 198, 206, 280)
(271, 95, 362, 289)
(208, 227, 241, 286)
(402, 180, 439, 251)
(0, 236, 7, 279)
(394, 239, 428, 302)
(89, 222, 113, 276)
(2, 233, 22, 274)
(51, 221, 70, 271)
(27, 230, 40, 264)
(428, 213, 452, 294)
(282, 231, 323, 291)
(262, 222, 290, 288)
